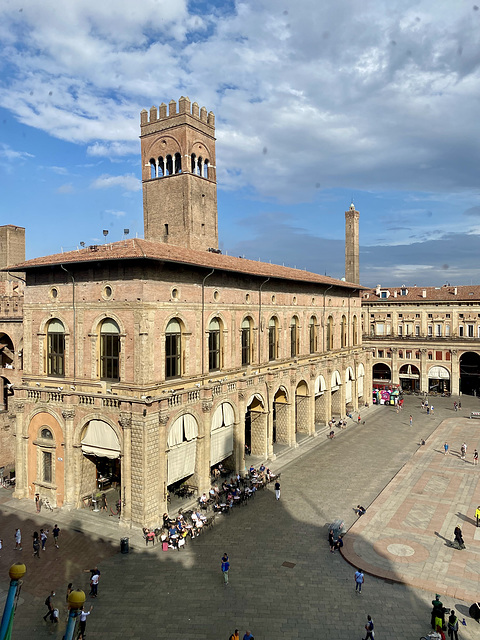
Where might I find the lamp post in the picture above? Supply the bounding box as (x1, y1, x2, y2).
(64, 590, 86, 640)
(0, 563, 26, 640)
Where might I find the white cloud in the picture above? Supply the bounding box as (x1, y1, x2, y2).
(106, 209, 126, 217)
(0, 143, 34, 162)
(90, 173, 141, 191)
(56, 183, 75, 193)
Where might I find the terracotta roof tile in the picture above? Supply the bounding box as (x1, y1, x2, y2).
(4, 238, 363, 290)
(362, 285, 480, 302)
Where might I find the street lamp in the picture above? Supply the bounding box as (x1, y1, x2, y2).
(64, 589, 86, 640)
(0, 563, 26, 640)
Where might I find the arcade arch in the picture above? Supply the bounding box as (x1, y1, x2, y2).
(399, 364, 420, 392)
(459, 352, 480, 396)
(211, 402, 235, 467)
(273, 386, 289, 444)
(428, 365, 450, 394)
(245, 394, 267, 457)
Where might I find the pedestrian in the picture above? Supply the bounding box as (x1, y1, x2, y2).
(461, 442, 467, 460)
(66, 583, 73, 603)
(51, 607, 59, 624)
(243, 631, 254, 640)
(274, 480, 280, 500)
(229, 630, 240, 640)
(431, 405, 434, 415)
(90, 572, 100, 597)
(33, 531, 40, 558)
(354, 568, 364, 594)
(358, 414, 361, 424)
(78, 605, 93, 639)
(43, 590, 55, 621)
(444, 442, 449, 456)
(35, 493, 41, 513)
(474, 449, 478, 466)
(458, 401, 462, 410)
(221, 552, 230, 585)
(52, 524, 60, 548)
(328, 529, 335, 553)
(454, 401, 457, 411)
(14, 527, 22, 550)
(447, 609, 459, 640)
(84, 566, 101, 595)
(363, 615, 374, 640)
(427, 405, 430, 415)
(40, 528, 48, 551)
(0, 538, 3, 555)
(476, 505, 480, 527)
(100, 492, 108, 511)
(409, 415, 413, 426)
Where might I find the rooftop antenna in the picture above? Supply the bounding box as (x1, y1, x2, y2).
(102, 229, 109, 244)
(80, 241, 85, 248)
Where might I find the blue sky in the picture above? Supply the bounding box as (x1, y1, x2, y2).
(1, 0, 480, 286)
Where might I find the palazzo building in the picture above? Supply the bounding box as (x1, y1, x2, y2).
(3, 98, 370, 528)
(362, 284, 480, 397)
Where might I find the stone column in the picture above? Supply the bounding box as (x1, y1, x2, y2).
(236, 387, 247, 474)
(198, 399, 212, 495)
(119, 413, 132, 525)
(62, 407, 76, 509)
(420, 349, 428, 393)
(391, 347, 399, 386)
(266, 380, 275, 459)
(158, 412, 168, 515)
(12, 401, 27, 499)
(451, 350, 459, 395)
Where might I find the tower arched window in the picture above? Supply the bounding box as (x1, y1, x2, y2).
(241, 317, 253, 366)
(174, 153, 182, 174)
(150, 158, 157, 179)
(290, 316, 299, 357)
(341, 315, 347, 348)
(268, 317, 278, 361)
(208, 318, 222, 371)
(47, 319, 65, 377)
(165, 318, 182, 379)
(197, 157, 203, 176)
(309, 316, 317, 354)
(100, 319, 120, 381)
(191, 153, 197, 174)
(165, 155, 173, 176)
(157, 156, 165, 177)
(204, 159, 209, 179)
(353, 315, 358, 345)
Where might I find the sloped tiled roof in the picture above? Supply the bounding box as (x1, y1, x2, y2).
(363, 285, 480, 302)
(4, 238, 363, 290)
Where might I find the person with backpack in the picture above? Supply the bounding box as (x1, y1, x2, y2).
(363, 615, 374, 640)
(43, 590, 55, 621)
(447, 610, 459, 640)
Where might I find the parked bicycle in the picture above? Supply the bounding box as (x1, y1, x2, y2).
(42, 497, 54, 511)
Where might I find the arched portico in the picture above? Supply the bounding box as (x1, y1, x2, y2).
(245, 394, 267, 458)
(295, 380, 310, 438)
(330, 370, 342, 418)
(314, 375, 328, 426)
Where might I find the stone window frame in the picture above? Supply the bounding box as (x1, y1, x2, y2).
(89, 314, 126, 383)
(33, 426, 57, 490)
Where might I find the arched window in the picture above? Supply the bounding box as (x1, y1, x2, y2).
(241, 317, 253, 366)
(327, 316, 334, 351)
(204, 159, 209, 179)
(165, 154, 173, 176)
(40, 428, 53, 440)
(150, 158, 156, 179)
(290, 316, 299, 357)
(341, 315, 347, 348)
(165, 319, 182, 379)
(191, 153, 197, 173)
(268, 317, 278, 361)
(208, 318, 222, 371)
(174, 152, 182, 174)
(197, 156, 203, 176)
(309, 316, 317, 354)
(157, 156, 165, 177)
(47, 319, 65, 376)
(100, 319, 120, 381)
(353, 315, 358, 345)
(36, 426, 55, 485)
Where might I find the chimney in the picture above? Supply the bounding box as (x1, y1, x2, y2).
(422, 290, 427, 298)
(393, 291, 397, 298)
(454, 287, 457, 295)
(375, 284, 381, 296)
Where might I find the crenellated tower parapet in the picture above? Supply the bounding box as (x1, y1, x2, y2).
(140, 97, 218, 251)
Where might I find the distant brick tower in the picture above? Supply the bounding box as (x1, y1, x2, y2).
(345, 203, 360, 284)
(140, 97, 218, 251)
(0, 225, 25, 281)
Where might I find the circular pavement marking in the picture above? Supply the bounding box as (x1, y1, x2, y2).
(387, 543, 415, 557)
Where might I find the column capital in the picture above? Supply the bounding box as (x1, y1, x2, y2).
(14, 401, 25, 413)
(159, 413, 170, 425)
(119, 413, 132, 429)
(202, 401, 213, 413)
(62, 408, 76, 420)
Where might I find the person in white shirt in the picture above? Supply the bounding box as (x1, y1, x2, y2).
(79, 605, 93, 638)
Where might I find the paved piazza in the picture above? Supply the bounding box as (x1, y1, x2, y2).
(1, 396, 480, 639)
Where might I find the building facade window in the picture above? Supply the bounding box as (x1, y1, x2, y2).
(341, 315, 347, 348)
(445, 324, 450, 336)
(468, 324, 474, 337)
(309, 316, 317, 354)
(459, 326, 464, 337)
(353, 315, 358, 345)
(268, 317, 278, 361)
(165, 319, 182, 379)
(435, 324, 442, 337)
(398, 325, 403, 336)
(47, 319, 65, 377)
(435, 351, 442, 360)
(415, 325, 420, 336)
(241, 317, 253, 366)
(290, 317, 299, 357)
(208, 318, 221, 371)
(43, 451, 53, 484)
(327, 316, 334, 350)
(100, 319, 120, 381)
(428, 325, 433, 336)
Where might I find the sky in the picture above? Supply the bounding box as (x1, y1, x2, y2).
(1, 0, 480, 287)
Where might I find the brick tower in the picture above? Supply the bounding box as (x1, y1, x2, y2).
(345, 203, 360, 284)
(0, 225, 25, 281)
(140, 97, 218, 251)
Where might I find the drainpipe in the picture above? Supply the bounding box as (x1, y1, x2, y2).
(201, 269, 215, 377)
(258, 278, 270, 363)
(322, 285, 334, 353)
(60, 265, 76, 381)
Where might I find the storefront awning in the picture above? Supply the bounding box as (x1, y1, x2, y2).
(81, 420, 121, 459)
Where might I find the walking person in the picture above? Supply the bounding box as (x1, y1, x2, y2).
(78, 605, 93, 639)
(274, 479, 280, 500)
(476, 505, 480, 527)
(430, 405, 434, 415)
(354, 568, 364, 594)
(409, 415, 413, 426)
(65, 583, 73, 603)
(43, 590, 55, 621)
(84, 566, 101, 595)
(35, 493, 41, 513)
(229, 630, 240, 640)
(474, 449, 478, 466)
(461, 442, 467, 460)
(447, 609, 459, 640)
(328, 529, 335, 553)
(444, 442, 449, 456)
(40, 528, 48, 551)
(221, 552, 230, 585)
(14, 527, 22, 550)
(32, 531, 40, 559)
(363, 615, 374, 640)
(52, 524, 60, 548)
(454, 401, 458, 411)
(90, 571, 100, 597)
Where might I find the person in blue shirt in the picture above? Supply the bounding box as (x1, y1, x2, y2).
(221, 553, 230, 585)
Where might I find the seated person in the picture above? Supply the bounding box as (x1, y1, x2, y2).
(209, 487, 216, 499)
(334, 535, 344, 552)
(212, 467, 220, 479)
(259, 463, 265, 473)
(145, 529, 155, 546)
(162, 513, 170, 529)
(249, 465, 256, 475)
(328, 430, 335, 439)
(169, 524, 178, 538)
(199, 493, 208, 508)
(356, 505, 366, 516)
